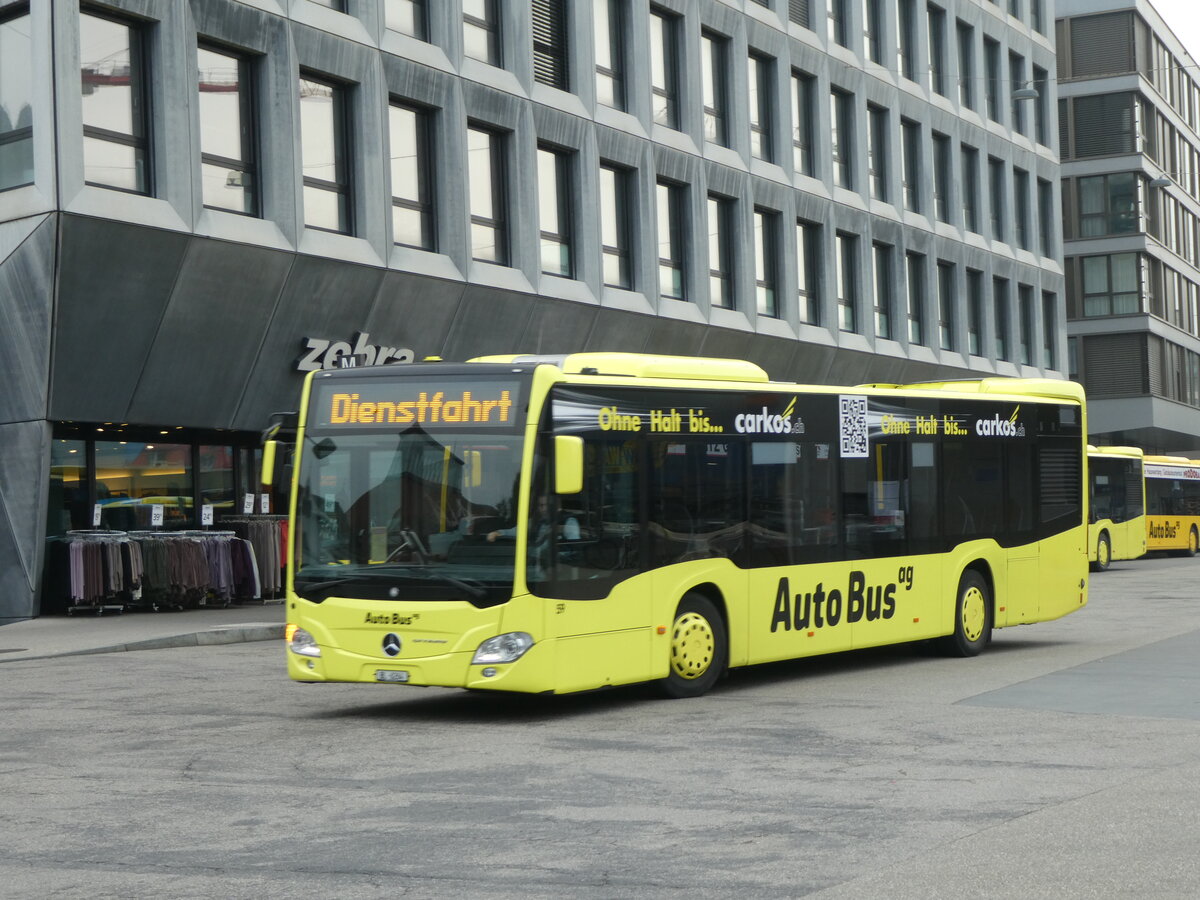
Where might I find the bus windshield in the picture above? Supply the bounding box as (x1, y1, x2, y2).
(293, 429, 526, 606)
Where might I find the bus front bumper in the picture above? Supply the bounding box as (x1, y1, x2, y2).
(286, 639, 553, 693)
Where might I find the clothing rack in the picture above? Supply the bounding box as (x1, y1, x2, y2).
(46, 530, 138, 615)
(218, 515, 288, 600)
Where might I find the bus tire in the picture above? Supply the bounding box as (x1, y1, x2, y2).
(1188, 528, 1199, 558)
(938, 570, 991, 658)
(658, 593, 727, 699)
(1091, 533, 1111, 572)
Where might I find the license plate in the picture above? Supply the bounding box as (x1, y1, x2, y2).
(375, 670, 410, 683)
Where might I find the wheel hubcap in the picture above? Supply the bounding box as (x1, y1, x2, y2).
(671, 612, 714, 680)
(961, 586, 986, 643)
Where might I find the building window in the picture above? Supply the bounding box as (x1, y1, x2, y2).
(967, 269, 983, 356)
(463, 0, 501, 67)
(594, 0, 625, 110)
(928, 4, 946, 96)
(468, 125, 507, 264)
(868, 104, 888, 202)
(937, 261, 954, 350)
(896, 0, 916, 82)
(0, 6, 33, 192)
(749, 52, 774, 163)
(386, 0, 427, 39)
(197, 45, 256, 216)
(906, 252, 924, 345)
(80, 10, 150, 194)
(1032, 64, 1048, 146)
(532, 0, 568, 90)
(708, 194, 734, 309)
(537, 144, 572, 277)
(1081, 253, 1140, 316)
(797, 219, 821, 325)
(299, 74, 351, 234)
(957, 21, 974, 110)
(863, 0, 883, 64)
(988, 156, 1005, 242)
(836, 232, 858, 332)
(599, 162, 632, 289)
(1042, 290, 1057, 368)
(994, 277, 1010, 360)
(309, 0, 346, 10)
(792, 70, 815, 177)
(901, 118, 920, 212)
(389, 102, 434, 250)
(650, 8, 679, 129)
(789, 0, 811, 29)
(827, 0, 847, 46)
(701, 32, 728, 146)
(1031, 0, 1045, 34)
(873, 242, 893, 339)
(962, 144, 979, 233)
(755, 208, 779, 317)
(1019, 283, 1034, 365)
(932, 131, 950, 223)
(657, 180, 686, 300)
(1038, 177, 1053, 257)
(1077, 172, 1138, 237)
(1014, 167, 1030, 250)
(984, 36, 1000, 123)
(831, 87, 853, 190)
(1009, 52, 1026, 135)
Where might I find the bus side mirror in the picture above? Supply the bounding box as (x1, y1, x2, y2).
(464, 450, 483, 488)
(554, 435, 584, 495)
(261, 440, 278, 487)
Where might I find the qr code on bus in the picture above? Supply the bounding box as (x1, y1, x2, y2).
(839, 395, 869, 458)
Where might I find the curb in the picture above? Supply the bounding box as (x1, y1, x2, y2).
(0, 624, 285, 663)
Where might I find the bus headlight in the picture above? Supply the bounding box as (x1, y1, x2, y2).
(287, 625, 322, 658)
(472, 632, 534, 664)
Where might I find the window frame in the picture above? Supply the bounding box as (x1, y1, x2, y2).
(537, 142, 573, 278)
(389, 99, 434, 251)
(599, 161, 632, 290)
(0, 3, 35, 192)
(299, 71, 353, 235)
(80, 7, 152, 195)
(467, 123, 509, 265)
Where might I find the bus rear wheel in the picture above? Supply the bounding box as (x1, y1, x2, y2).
(1091, 533, 1111, 572)
(937, 570, 992, 657)
(658, 593, 727, 699)
(1189, 529, 1199, 558)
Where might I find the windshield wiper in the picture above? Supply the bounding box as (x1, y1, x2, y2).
(374, 564, 486, 600)
(296, 565, 487, 601)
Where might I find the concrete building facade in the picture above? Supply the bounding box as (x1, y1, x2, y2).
(1058, 0, 1200, 452)
(0, 0, 1061, 622)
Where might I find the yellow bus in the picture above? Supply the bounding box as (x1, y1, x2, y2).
(1143, 455, 1200, 556)
(1086, 445, 1146, 571)
(276, 353, 1089, 698)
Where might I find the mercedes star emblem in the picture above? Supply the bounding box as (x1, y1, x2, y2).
(382, 633, 402, 657)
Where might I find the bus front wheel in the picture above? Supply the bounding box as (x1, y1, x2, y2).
(938, 570, 992, 657)
(1188, 529, 1199, 558)
(1091, 533, 1111, 572)
(658, 593, 727, 699)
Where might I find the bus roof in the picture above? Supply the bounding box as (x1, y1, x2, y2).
(470, 353, 1084, 404)
(1089, 445, 1145, 459)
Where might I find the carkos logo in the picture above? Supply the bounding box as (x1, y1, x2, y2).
(975, 405, 1026, 438)
(735, 397, 800, 434)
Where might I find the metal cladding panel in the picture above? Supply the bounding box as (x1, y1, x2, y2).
(126, 238, 295, 427)
(0, 215, 54, 425)
(644, 318, 709, 358)
(440, 286, 536, 361)
(232, 254, 386, 431)
(518, 298, 597, 355)
(364, 270, 465, 358)
(777, 341, 836, 383)
(584, 308, 653, 353)
(0, 420, 50, 622)
(50, 217, 190, 423)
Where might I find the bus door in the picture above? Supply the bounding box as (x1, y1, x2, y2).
(533, 435, 650, 692)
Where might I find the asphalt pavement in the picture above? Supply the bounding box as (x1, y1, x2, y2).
(0, 602, 284, 662)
